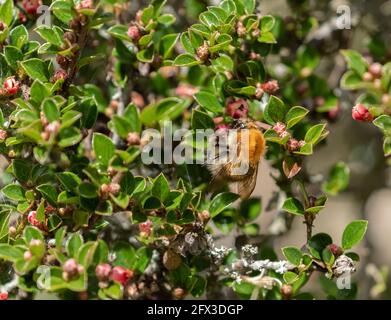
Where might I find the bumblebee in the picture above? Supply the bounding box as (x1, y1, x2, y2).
(208, 119, 266, 199)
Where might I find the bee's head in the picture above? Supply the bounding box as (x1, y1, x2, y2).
(232, 119, 258, 130)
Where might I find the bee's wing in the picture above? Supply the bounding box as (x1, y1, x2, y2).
(237, 164, 258, 199)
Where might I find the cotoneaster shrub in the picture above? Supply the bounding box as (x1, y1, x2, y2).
(0, 0, 372, 300)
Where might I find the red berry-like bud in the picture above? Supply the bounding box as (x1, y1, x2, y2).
(328, 244, 343, 256)
(0, 292, 8, 300)
(260, 80, 279, 94)
(126, 132, 141, 146)
(127, 25, 141, 42)
(52, 69, 68, 82)
(3, 76, 20, 95)
(173, 287, 185, 299)
(18, 13, 27, 23)
(0, 21, 6, 31)
(27, 211, 39, 226)
(139, 220, 153, 237)
(96, 263, 112, 281)
(352, 104, 373, 122)
(368, 63, 382, 78)
(112, 266, 133, 285)
(0, 129, 7, 141)
(280, 284, 293, 300)
(226, 99, 249, 119)
(22, 0, 42, 15)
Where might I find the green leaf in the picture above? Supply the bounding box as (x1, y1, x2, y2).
(308, 233, 333, 260)
(157, 13, 176, 25)
(322, 247, 335, 266)
(51, 0, 74, 24)
(304, 123, 326, 145)
(282, 197, 304, 215)
(1, 184, 25, 201)
(285, 106, 309, 129)
(322, 162, 350, 196)
(136, 47, 154, 63)
(58, 127, 82, 148)
(194, 91, 224, 113)
(20, 59, 49, 82)
(30, 80, 51, 104)
(261, 15, 275, 32)
(66, 233, 84, 258)
(341, 49, 368, 76)
(340, 71, 364, 90)
(57, 172, 81, 192)
(123, 103, 141, 133)
(55, 226, 67, 250)
(152, 173, 170, 201)
(9, 25, 29, 49)
(78, 182, 98, 199)
(174, 54, 201, 67)
(191, 109, 214, 129)
(37, 184, 58, 206)
(258, 31, 276, 44)
(209, 192, 239, 217)
(43, 98, 60, 122)
(35, 26, 64, 47)
(384, 137, 391, 156)
(160, 33, 179, 59)
(4, 46, 23, 70)
(108, 24, 131, 42)
(282, 247, 302, 266)
(264, 95, 288, 125)
(36, 200, 45, 223)
(12, 159, 31, 183)
(239, 198, 262, 222)
(0, 244, 24, 262)
(342, 220, 368, 250)
(0, 0, 13, 25)
(93, 133, 115, 167)
(373, 115, 391, 135)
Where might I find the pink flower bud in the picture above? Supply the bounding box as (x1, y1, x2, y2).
(127, 25, 141, 41)
(96, 263, 112, 281)
(196, 43, 209, 61)
(175, 84, 198, 98)
(139, 220, 153, 237)
(362, 72, 373, 82)
(127, 132, 140, 146)
(111, 266, 133, 285)
(100, 183, 110, 194)
(46, 121, 60, 135)
(24, 251, 33, 261)
(131, 91, 145, 109)
(368, 63, 382, 78)
(287, 139, 305, 152)
(273, 122, 286, 137)
(352, 104, 373, 122)
(52, 69, 68, 82)
(63, 258, 79, 275)
(108, 183, 121, 195)
(0, 130, 7, 141)
(3, 76, 19, 95)
(27, 211, 40, 226)
(75, 0, 93, 10)
(260, 80, 279, 94)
